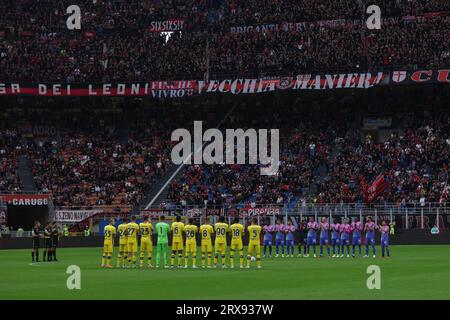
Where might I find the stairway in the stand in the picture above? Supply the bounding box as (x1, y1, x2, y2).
(17, 155, 37, 192)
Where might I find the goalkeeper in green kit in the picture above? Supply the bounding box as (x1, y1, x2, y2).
(155, 215, 171, 268)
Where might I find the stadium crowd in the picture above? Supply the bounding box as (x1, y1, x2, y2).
(0, 89, 449, 209)
(0, 0, 448, 81)
(0, 0, 449, 209)
(167, 98, 353, 207)
(0, 127, 21, 192)
(318, 112, 450, 206)
(24, 108, 177, 207)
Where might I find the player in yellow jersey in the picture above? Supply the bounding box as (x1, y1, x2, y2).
(184, 218, 198, 268)
(199, 217, 214, 268)
(171, 215, 185, 268)
(229, 217, 245, 268)
(139, 215, 153, 268)
(101, 219, 116, 268)
(116, 218, 128, 268)
(214, 216, 229, 268)
(126, 216, 139, 268)
(247, 218, 262, 269)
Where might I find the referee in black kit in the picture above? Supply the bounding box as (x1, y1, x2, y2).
(51, 222, 59, 261)
(31, 221, 43, 263)
(43, 222, 53, 261)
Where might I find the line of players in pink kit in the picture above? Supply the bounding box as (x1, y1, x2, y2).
(262, 216, 391, 258)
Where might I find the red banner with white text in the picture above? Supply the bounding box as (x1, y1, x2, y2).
(0, 69, 448, 97)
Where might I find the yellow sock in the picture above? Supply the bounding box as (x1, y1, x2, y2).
(202, 253, 205, 266)
(230, 251, 235, 267)
(101, 255, 106, 265)
(192, 254, 196, 266)
(208, 254, 212, 266)
(256, 255, 261, 267)
(171, 251, 175, 266)
(247, 255, 251, 265)
(239, 251, 244, 266)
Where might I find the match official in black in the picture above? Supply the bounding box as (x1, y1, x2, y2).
(31, 221, 42, 263)
(51, 222, 59, 261)
(43, 222, 53, 261)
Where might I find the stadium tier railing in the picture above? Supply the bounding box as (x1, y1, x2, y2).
(141, 202, 448, 229)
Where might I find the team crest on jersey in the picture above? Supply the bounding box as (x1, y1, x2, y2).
(276, 77, 294, 90)
(392, 71, 407, 83)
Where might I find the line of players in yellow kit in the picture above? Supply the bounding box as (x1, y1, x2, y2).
(101, 215, 262, 269)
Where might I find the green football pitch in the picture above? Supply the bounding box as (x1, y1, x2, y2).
(1, 245, 449, 300)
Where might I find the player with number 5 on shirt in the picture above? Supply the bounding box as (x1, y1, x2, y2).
(247, 218, 262, 269)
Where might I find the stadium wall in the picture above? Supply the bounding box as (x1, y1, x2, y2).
(0, 230, 449, 250)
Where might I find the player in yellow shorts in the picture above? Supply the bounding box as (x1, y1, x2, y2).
(139, 215, 153, 268)
(116, 218, 128, 268)
(126, 216, 139, 268)
(214, 216, 229, 268)
(199, 218, 214, 268)
(184, 218, 198, 268)
(247, 218, 262, 269)
(229, 217, 245, 268)
(170, 215, 185, 268)
(101, 218, 116, 268)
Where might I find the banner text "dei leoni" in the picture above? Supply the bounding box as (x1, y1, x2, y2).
(0, 82, 195, 96)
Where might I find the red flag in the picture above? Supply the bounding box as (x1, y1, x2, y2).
(358, 175, 368, 203)
(360, 174, 388, 204)
(440, 182, 449, 204)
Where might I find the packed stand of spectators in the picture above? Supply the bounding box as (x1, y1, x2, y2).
(3, 100, 225, 208)
(166, 96, 354, 207)
(25, 109, 169, 207)
(0, 0, 449, 81)
(318, 113, 450, 207)
(0, 126, 22, 192)
(216, 0, 449, 26)
(166, 89, 450, 208)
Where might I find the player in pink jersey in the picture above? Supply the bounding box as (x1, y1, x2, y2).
(319, 217, 330, 257)
(274, 219, 286, 257)
(330, 219, 341, 257)
(351, 218, 363, 257)
(305, 217, 318, 257)
(364, 217, 377, 258)
(339, 219, 351, 258)
(262, 221, 273, 258)
(379, 220, 390, 258)
(285, 219, 296, 257)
